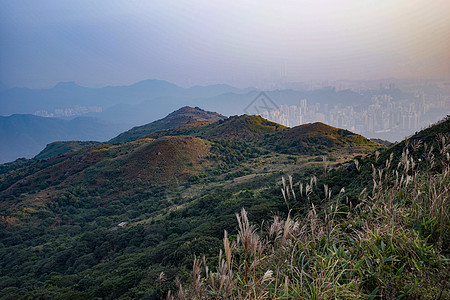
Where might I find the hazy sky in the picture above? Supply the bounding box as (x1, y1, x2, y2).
(1, 0, 449, 88)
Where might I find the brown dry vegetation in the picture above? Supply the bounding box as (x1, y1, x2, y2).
(0, 136, 212, 224)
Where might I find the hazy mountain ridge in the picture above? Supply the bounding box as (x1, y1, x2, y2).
(0, 80, 253, 119)
(0, 79, 373, 126)
(0, 114, 128, 163)
(3, 78, 433, 159)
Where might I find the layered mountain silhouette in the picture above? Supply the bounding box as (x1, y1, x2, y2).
(0, 114, 128, 163)
(0, 79, 371, 127)
(0, 80, 255, 125)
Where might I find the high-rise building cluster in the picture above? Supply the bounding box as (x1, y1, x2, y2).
(259, 91, 449, 141)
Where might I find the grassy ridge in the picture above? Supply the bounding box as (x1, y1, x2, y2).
(175, 119, 450, 299)
(145, 115, 287, 141)
(145, 116, 380, 156)
(264, 122, 379, 155)
(109, 106, 225, 144)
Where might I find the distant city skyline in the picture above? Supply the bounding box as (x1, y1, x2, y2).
(1, 1, 449, 89)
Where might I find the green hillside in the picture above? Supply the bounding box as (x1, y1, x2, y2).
(108, 106, 225, 144)
(264, 121, 380, 155)
(197, 114, 287, 139)
(147, 114, 286, 140)
(146, 117, 379, 156)
(143, 114, 285, 141)
(0, 109, 447, 299)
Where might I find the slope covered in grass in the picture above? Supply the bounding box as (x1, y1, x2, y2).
(145, 114, 287, 142)
(0, 135, 213, 216)
(203, 115, 287, 138)
(175, 118, 450, 299)
(130, 115, 375, 157)
(109, 106, 225, 144)
(264, 121, 380, 155)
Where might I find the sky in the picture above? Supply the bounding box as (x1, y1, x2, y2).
(1, 0, 449, 89)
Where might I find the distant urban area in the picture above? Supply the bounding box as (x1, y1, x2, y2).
(34, 106, 102, 118)
(259, 82, 450, 142)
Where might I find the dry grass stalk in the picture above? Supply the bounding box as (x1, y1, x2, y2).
(174, 135, 449, 299)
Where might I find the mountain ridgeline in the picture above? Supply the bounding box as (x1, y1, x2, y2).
(0, 114, 128, 163)
(108, 106, 377, 154)
(0, 80, 369, 126)
(109, 106, 225, 144)
(0, 106, 448, 299)
(0, 80, 256, 126)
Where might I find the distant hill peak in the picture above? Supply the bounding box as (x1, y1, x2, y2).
(130, 79, 180, 88)
(53, 81, 82, 89)
(108, 106, 225, 144)
(287, 121, 361, 139)
(176, 114, 288, 141)
(166, 106, 223, 119)
(283, 122, 356, 136)
(269, 121, 381, 155)
(170, 106, 206, 114)
(226, 114, 287, 128)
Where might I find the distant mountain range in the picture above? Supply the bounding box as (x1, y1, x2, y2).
(0, 80, 255, 125)
(0, 79, 370, 127)
(0, 79, 377, 163)
(0, 114, 128, 163)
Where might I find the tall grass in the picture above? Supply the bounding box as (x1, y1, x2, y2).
(171, 135, 449, 299)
